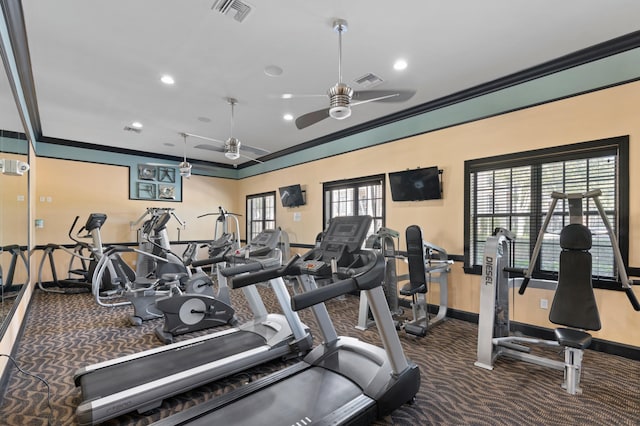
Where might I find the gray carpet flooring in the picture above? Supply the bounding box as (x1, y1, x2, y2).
(0, 286, 638, 425)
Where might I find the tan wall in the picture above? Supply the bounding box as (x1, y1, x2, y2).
(33, 157, 238, 280)
(237, 81, 640, 347)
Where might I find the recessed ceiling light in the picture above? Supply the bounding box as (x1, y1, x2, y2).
(164, 142, 175, 147)
(197, 116, 212, 123)
(264, 65, 283, 77)
(281, 93, 293, 99)
(283, 113, 293, 121)
(160, 74, 175, 85)
(393, 59, 408, 71)
(131, 121, 143, 129)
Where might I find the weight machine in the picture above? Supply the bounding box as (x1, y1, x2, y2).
(197, 206, 242, 256)
(397, 225, 451, 337)
(357, 225, 451, 337)
(475, 189, 639, 395)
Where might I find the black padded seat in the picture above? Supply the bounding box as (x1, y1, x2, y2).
(549, 224, 601, 331)
(400, 282, 426, 296)
(401, 225, 428, 296)
(554, 327, 592, 349)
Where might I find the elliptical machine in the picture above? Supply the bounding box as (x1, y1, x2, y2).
(130, 207, 186, 279)
(154, 228, 288, 344)
(37, 213, 110, 294)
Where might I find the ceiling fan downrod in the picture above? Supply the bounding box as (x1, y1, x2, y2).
(329, 19, 352, 120)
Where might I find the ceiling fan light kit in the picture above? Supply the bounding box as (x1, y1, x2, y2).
(224, 137, 241, 160)
(328, 82, 353, 120)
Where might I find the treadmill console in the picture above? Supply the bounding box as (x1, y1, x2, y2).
(234, 228, 281, 259)
(320, 216, 371, 254)
(300, 216, 372, 273)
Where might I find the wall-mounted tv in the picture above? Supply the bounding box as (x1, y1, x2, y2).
(279, 184, 306, 207)
(388, 166, 442, 201)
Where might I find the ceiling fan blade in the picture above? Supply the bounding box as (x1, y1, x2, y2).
(240, 144, 270, 156)
(193, 143, 225, 153)
(191, 163, 226, 172)
(183, 132, 226, 145)
(352, 89, 416, 103)
(275, 93, 327, 99)
(239, 153, 264, 164)
(295, 108, 331, 129)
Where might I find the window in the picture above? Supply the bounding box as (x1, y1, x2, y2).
(464, 137, 629, 288)
(323, 175, 385, 236)
(246, 192, 276, 242)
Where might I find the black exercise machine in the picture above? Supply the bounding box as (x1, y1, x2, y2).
(396, 224, 451, 337)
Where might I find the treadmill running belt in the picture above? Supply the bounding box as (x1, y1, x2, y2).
(80, 331, 265, 399)
(173, 367, 368, 425)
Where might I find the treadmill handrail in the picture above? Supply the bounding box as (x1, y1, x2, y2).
(290, 251, 385, 311)
(291, 278, 358, 311)
(220, 262, 264, 277)
(230, 255, 300, 289)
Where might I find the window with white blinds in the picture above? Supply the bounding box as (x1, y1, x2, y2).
(464, 137, 629, 287)
(246, 192, 276, 242)
(323, 175, 385, 236)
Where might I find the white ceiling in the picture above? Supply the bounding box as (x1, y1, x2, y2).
(2, 1, 640, 167)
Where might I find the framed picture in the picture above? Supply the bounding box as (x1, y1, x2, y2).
(137, 182, 156, 199)
(138, 164, 157, 180)
(130, 163, 182, 201)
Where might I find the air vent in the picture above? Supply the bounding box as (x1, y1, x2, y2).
(123, 126, 142, 133)
(353, 72, 384, 88)
(212, 0, 252, 22)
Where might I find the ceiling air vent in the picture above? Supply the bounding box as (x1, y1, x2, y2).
(123, 126, 142, 134)
(212, 0, 252, 23)
(353, 72, 384, 88)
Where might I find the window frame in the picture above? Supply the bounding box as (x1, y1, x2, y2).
(245, 191, 276, 242)
(322, 174, 386, 233)
(463, 136, 629, 290)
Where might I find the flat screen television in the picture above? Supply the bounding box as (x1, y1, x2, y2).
(279, 184, 306, 207)
(388, 166, 442, 201)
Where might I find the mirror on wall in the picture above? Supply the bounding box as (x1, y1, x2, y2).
(0, 58, 30, 334)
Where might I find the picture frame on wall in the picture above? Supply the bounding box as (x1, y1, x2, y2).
(130, 164, 182, 202)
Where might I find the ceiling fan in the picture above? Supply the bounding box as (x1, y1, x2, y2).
(141, 133, 211, 179)
(294, 19, 416, 130)
(185, 98, 270, 164)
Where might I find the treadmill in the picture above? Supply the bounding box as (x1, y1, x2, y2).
(73, 228, 313, 425)
(152, 215, 421, 425)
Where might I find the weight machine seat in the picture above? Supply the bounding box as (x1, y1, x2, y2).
(549, 223, 601, 332)
(554, 328, 592, 350)
(400, 225, 427, 296)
